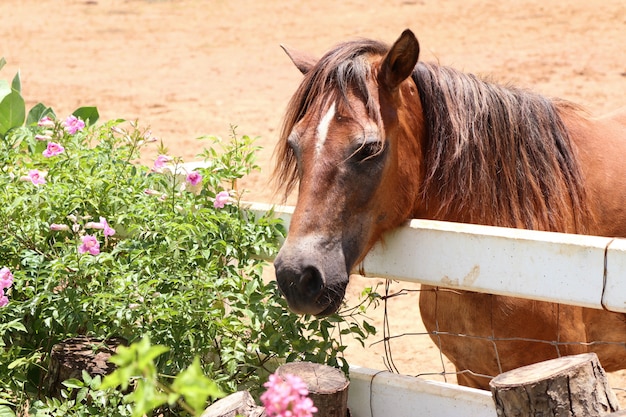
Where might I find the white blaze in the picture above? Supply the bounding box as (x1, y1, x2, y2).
(315, 101, 336, 156)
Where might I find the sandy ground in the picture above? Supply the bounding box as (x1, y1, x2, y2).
(2, 0, 626, 398)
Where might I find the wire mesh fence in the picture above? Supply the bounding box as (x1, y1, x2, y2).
(360, 278, 626, 403)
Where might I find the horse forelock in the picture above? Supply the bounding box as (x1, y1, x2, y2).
(273, 39, 389, 199)
(413, 62, 591, 233)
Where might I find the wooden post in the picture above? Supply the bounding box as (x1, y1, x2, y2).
(276, 361, 350, 417)
(46, 336, 126, 397)
(490, 353, 620, 417)
(201, 391, 265, 417)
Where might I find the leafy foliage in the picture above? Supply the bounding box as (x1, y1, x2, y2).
(0, 61, 377, 416)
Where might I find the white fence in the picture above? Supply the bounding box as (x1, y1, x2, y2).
(245, 202, 626, 417)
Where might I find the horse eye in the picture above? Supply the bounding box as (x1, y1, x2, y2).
(353, 141, 384, 162)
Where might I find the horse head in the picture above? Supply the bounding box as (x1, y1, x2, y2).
(273, 30, 426, 316)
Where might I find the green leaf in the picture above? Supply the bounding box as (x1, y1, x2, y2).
(171, 357, 225, 413)
(72, 106, 99, 125)
(62, 378, 84, 389)
(0, 405, 15, 417)
(7, 357, 29, 370)
(363, 320, 377, 335)
(125, 379, 168, 417)
(75, 387, 88, 404)
(0, 57, 6, 71)
(26, 102, 55, 126)
(0, 80, 10, 102)
(11, 71, 20, 94)
(0, 90, 25, 135)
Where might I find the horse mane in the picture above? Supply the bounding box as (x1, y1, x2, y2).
(273, 39, 388, 197)
(274, 38, 592, 233)
(413, 62, 591, 232)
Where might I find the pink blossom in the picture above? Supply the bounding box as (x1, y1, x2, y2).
(21, 169, 46, 186)
(152, 154, 171, 172)
(78, 235, 100, 256)
(84, 221, 104, 230)
(0, 267, 14, 289)
(144, 188, 161, 196)
(50, 224, 70, 231)
(214, 191, 231, 209)
(37, 116, 55, 128)
(110, 126, 125, 135)
(63, 115, 85, 134)
(0, 290, 8, 308)
(100, 217, 116, 237)
(42, 142, 65, 157)
(35, 133, 52, 141)
(186, 171, 202, 186)
(261, 373, 317, 417)
(143, 130, 158, 143)
(84, 217, 115, 237)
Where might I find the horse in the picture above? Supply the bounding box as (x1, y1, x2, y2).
(272, 29, 626, 390)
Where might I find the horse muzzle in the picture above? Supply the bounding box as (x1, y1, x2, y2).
(273, 235, 348, 316)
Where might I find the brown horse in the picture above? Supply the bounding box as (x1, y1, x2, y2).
(273, 29, 626, 389)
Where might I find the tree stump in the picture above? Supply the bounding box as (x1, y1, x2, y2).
(490, 352, 620, 417)
(201, 391, 266, 417)
(46, 336, 126, 397)
(276, 361, 349, 417)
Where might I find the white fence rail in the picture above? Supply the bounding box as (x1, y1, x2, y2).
(244, 202, 626, 417)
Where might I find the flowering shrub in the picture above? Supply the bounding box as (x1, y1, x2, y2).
(261, 373, 318, 417)
(0, 60, 377, 416)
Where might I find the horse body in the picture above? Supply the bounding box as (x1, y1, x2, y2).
(568, 108, 626, 237)
(273, 29, 626, 390)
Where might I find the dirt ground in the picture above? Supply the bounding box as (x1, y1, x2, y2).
(2, 0, 626, 398)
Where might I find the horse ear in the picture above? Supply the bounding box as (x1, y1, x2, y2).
(380, 29, 420, 91)
(280, 45, 318, 75)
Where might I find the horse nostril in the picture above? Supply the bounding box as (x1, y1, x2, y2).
(299, 266, 324, 299)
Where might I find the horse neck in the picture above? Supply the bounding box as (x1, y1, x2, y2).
(410, 65, 590, 232)
(392, 81, 430, 222)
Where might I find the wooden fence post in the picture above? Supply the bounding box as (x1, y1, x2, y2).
(489, 353, 619, 416)
(47, 336, 126, 397)
(276, 361, 350, 417)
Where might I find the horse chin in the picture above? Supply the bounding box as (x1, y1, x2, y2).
(282, 281, 347, 317)
(314, 287, 346, 317)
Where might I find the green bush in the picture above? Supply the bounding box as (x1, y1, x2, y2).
(0, 59, 377, 416)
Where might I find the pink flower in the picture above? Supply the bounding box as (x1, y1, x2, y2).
(100, 217, 116, 237)
(84, 221, 104, 230)
(78, 235, 100, 256)
(0, 267, 14, 289)
(0, 290, 8, 308)
(261, 373, 317, 417)
(152, 154, 171, 172)
(143, 130, 158, 143)
(35, 133, 52, 141)
(21, 169, 46, 186)
(214, 191, 231, 209)
(186, 171, 202, 186)
(38, 116, 55, 128)
(85, 217, 116, 237)
(50, 224, 70, 231)
(63, 115, 85, 134)
(0, 268, 13, 307)
(42, 142, 65, 157)
(144, 188, 161, 196)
